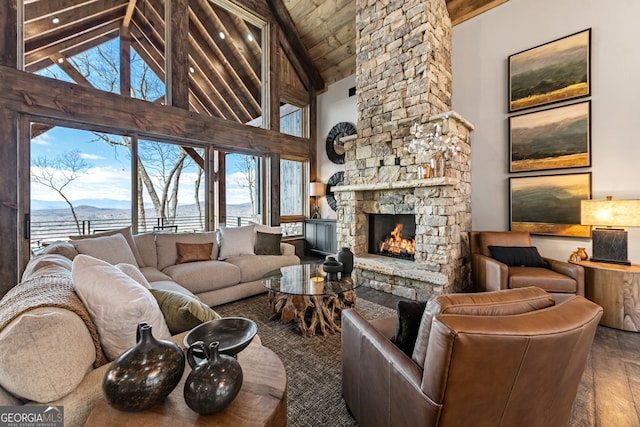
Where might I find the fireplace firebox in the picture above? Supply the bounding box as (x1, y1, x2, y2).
(368, 214, 416, 260)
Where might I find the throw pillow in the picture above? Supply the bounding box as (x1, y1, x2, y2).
(149, 288, 221, 334)
(176, 242, 214, 264)
(254, 231, 282, 255)
(72, 254, 171, 360)
(155, 232, 217, 270)
(391, 300, 427, 357)
(218, 225, 255, 260)
(72, 233, 138, 266)
(116, 263, 152, 289)
(251, 222, 282, 244)
(488, 246, 549, 268)
(69, 226, 144, 267)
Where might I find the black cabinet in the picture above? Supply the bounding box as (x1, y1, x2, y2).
(304, 219, 338, 256)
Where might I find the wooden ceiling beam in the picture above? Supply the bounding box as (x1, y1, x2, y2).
(188, 52, 240, 121)
(48, 53, 94, 88)
(122, 0, 137, 28)
(24, 0, 103, 22)
(0, 66, 310, 157)
(446, 0, 509, 25)
(129, 24, 166, 80)
(267, 0, 324, 92)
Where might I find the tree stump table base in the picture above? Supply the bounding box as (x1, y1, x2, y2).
(268, 290, 356, 337)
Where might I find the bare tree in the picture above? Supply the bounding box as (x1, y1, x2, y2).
(230, 155, 258, 217)
(31, 150, 91, 233)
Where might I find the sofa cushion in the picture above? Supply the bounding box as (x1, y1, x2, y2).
(176, 242, 214, 264)
(155, 232, 218, 270)
(162, 260, 242, 294)
(411, 287, 555, 368)
(71, 255, 171, 360)
(218, 225, 255, 260)
(391, 300, 427, 357)
(70, 226, 143, 267)
(116, 263, 151, 289)
(509, 267, 578, 293)
(140, 267, 173, 283)
(489, 246, 549, 268)
(149, 288, 221, 334)
(254, 231, 282, 255)
(72, 233, 138, 266)
(133, 232, 157, 268)
(21, 254, 73, 282)
(0, 307, 96, 403)
(224, 254, 301, 283)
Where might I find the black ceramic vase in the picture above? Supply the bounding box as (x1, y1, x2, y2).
(102, 322, 185, 411)
(323, 257, 343, 281)
(338, 247, 354, 275)
(184, 340, 243, 414)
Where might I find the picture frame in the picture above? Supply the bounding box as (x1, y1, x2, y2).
(509, 29, 591, 112)
(510, 172, 591, 237)
(509, 100, 591, 172)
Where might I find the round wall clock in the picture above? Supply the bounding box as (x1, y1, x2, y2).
(325, 171, 344, 211)
(325, 122, 356, 164)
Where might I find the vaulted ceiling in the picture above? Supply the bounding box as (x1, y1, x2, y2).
(23, 0, 507, 122)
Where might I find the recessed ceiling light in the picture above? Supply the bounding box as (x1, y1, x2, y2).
(219, 32, 225, 40)
(189, 66, 195, 74)
(247, 33, 254, 42)
(56, 57, 64, 64)
(51, 17, 60, 24)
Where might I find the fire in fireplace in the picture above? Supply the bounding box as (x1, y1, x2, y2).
(368, 214, 416, 260)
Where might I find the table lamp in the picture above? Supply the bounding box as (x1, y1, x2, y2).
(310, 182, 325, 219)
(580, 196, 640, 265)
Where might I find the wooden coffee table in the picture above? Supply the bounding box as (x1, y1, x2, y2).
(262, 263, 358, 337)
(85, 344, 287, 427)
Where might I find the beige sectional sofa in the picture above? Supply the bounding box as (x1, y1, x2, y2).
(0, 224, 298, 426)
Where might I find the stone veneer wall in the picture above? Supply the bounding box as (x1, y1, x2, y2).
(334, 0, 473, 299)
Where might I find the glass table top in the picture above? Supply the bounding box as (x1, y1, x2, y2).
(262, 263, 358, 296)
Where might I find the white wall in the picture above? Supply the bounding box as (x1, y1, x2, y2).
(452, 0, 640, 263)
(316, 75, 357, 219)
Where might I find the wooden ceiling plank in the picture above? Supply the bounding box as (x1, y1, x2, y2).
(267, 0, 324, 91)
(189, 8, 261, 116)
(25, 0, 126, 40)
(191, 2, 261, 98)
(446, 0, 509, 25)
(25, 23, 120, 71)
(129, 24, 166, 81)
(187, 49, 240, 120)
(24, 0, 106, 22)
(188, 30, 252, 122)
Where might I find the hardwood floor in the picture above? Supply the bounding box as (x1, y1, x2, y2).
(356, 286, 640, 427)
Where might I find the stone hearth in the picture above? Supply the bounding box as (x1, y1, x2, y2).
(334, 0, 474, 300)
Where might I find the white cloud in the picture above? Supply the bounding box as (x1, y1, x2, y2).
(31, 133, 53, 146)
(78, 153, 105, 160)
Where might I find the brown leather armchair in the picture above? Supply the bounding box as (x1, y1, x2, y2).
(470, 231, 584, 300)
(342, 287, 602, 427)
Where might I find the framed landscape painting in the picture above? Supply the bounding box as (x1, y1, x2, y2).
(509, 101, 591, 172)
(510, 172, 591, 237)
(509, 29, 591, 112)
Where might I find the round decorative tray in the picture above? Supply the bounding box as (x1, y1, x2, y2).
(184, 317, 258, 357)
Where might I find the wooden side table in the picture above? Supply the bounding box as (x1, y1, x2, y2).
(576, 260, 640, 332)
(85, 344, 287, 426)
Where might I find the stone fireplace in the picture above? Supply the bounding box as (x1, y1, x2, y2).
(333, 0, 474, 300)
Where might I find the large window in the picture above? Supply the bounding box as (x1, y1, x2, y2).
(137, 141, 206, 232)
(30, 123, 132, 250)
(280, 158, 305, 236)
(225, 153, 262, 226)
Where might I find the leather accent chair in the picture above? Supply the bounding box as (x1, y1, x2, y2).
(470, 231, 584, 301)
(342, 287, 602, 427)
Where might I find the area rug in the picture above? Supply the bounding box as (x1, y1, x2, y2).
(214, 294, 396, 426)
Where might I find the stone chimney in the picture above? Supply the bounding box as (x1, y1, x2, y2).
(334, 0, 474, 299)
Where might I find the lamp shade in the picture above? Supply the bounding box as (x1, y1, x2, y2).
(581, 199, 640, 227)
(309, 182, 325, 197)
